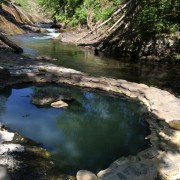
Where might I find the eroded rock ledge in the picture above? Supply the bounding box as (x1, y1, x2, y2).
(0, 59, 180, 179)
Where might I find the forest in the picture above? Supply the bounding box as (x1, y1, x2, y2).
(36, 0, 180, 60)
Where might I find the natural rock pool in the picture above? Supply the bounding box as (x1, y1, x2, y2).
(0, 84, 149, 175)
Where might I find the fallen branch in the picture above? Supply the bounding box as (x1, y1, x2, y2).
(76, 0, 133, 42)
(99, 0, 142, 51)
(107, 13, 126, 32)
(0, 33, 23, 53)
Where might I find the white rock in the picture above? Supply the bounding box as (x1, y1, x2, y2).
(76, 170, 98, 180)
(0, 144, 24, 155)
(0, 131, 14, 144)
(51, 100, 68, 108)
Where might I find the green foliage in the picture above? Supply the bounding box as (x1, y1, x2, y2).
(71, 5, 87, 26)
(37, 0, 179, 35)
(37, 0, 121, 26)
(134, 0, 180, 37)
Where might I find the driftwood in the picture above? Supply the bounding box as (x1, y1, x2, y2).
(0, 33, 23, 53)
(76, 0, 133, 42)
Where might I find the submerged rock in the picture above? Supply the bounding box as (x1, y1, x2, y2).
(35, 55, 57, 61)
(51, 100, 68, 108)
(31, 88, 72, 106)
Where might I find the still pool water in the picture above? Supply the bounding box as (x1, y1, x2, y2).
(10, 34, 180, 95)
(0, 84, 149, 175)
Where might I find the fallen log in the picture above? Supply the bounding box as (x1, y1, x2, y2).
(0, 33, 23, 53)
(76, 0, 133, 42)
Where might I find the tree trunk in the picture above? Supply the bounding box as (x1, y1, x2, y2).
(0, 33, 23, 53)
(98, 0, 142, 51)
(76, 0, 133, 42)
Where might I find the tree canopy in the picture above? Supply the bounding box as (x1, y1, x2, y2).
(37, 0, 179, 34)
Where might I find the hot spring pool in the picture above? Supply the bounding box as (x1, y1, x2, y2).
(0, 84, 149, 175)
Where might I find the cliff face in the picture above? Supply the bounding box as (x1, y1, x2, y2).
(0, 1, 46, 35)
(0, 3, 25, 35)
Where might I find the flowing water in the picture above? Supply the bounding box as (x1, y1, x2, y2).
(10, 28, 180, 96)
(0, 84, 149, 175)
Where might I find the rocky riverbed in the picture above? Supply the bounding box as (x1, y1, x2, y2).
(0, 45, 180, 179)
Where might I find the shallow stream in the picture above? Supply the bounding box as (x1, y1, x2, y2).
(10, 29, 180, 96)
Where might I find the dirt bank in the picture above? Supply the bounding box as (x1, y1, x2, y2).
(0, 1, 48, 35)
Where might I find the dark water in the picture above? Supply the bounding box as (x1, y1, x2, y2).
(0, 85, 149, 175)
(10, 34, 180, 96)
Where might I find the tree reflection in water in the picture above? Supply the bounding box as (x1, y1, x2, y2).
(0, 85, 149, 175)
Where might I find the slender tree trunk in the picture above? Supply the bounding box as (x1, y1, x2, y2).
(76, 0, 133, 42)
(99, 0, 142, 51)
(0, 33, 23, 53)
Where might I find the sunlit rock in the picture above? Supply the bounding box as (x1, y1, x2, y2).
(51, 100, 68, 108)
(76, 170, 98, 180)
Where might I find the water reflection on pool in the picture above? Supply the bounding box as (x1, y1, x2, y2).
(0, 84, 149, 175)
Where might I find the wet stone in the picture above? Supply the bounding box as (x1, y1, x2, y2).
(139, 147, 158, 159)
(123, 163, 154, 177)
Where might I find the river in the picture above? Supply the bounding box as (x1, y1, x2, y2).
(10, 28, 180, 96)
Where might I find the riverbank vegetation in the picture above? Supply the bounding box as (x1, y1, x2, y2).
(37, 0, 180, 61)
(0, 0, 179, 61)
(37, 0, 179, 33)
